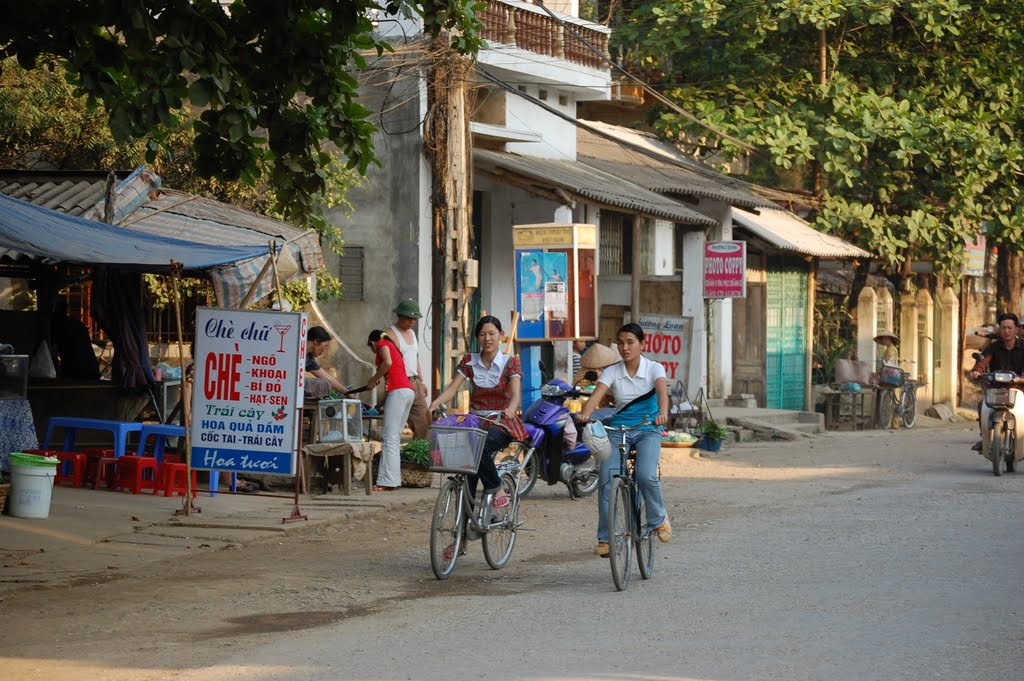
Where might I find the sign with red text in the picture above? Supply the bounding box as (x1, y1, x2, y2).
(703, 241, 747, 298)
(636, 314, 692, 386)
(190, 308, 306, 475)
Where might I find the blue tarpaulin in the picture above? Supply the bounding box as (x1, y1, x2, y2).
(0, 193, 267, 271)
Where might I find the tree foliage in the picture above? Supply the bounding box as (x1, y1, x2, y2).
(0, 0, 484, 226)
(613, 0, 1024, 277)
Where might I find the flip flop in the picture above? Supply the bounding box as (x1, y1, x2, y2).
(442, 542, 466, 562)
(372, 485, 398, 492)
(492, 494, 510, 509)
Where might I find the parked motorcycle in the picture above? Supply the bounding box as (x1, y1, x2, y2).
(972, 352, 1024, 476)
(500, 377, 605, 499)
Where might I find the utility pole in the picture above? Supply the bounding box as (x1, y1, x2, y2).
(424, 39, 475, 393)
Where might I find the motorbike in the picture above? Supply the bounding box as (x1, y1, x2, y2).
(972, 351, 1024, 476)
(500, 376, 605, 499)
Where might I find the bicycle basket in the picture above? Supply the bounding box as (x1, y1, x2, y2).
(428, 422, 489, 473)
(985, 388, 1014, 409)
(879, 365, 903, 386)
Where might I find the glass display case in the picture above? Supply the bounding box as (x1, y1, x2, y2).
(0, 355, 29, 400)
(316, 399, 363, 442)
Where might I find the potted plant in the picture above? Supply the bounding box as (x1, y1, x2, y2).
(399, 439, 434, 488)
(697, 420, 728, 452)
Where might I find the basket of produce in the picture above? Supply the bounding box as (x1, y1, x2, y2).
(661, 430, 699, 448)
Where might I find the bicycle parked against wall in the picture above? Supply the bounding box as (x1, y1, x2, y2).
(875, 361, 918, 429)
(603, 420, 657, 592)
(428, 410, 522, 580)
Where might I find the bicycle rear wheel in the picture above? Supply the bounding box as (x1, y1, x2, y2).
(430, 479, 464, 580)
(876, 388, 895, 429)
(482, 473, 518, 570)
(607, 477, 633, 591)
(635, 487, 655, 580)
(900, 385, 917, 428)
(497, 441, 537, 498)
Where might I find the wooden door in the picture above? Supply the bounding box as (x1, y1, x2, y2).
(732, 265, 766, 405)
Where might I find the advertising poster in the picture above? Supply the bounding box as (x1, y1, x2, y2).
(190, 308, 306, 475)
(703, 241, 747, 298)
(513, 223, 597, 341)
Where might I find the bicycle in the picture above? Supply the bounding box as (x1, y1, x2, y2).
(428, 411, 522, 580)
(603, 420, 658, 592)
(875, 362, 918, 429)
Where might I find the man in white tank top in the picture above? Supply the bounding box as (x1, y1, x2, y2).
(388, 299, 429, 439)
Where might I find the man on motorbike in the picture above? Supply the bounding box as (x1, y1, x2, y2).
(969, 312, 1024, 450)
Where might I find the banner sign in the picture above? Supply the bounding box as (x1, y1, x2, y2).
(190, 308, 306, 475)
(703, 241, 747, 298)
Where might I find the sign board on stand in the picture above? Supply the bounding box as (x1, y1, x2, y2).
(703, 241, 747, 298)
(190, 308, 306, 475)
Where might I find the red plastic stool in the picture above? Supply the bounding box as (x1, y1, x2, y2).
(154, 463, 197, 498)
(113, 455, 158, 494)
(82, 448, 115, 487)
(54, 452, 88, 488)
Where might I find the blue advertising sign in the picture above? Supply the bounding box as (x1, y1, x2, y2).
(190, 308, 306, 475)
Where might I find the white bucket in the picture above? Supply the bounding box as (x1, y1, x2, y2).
(10, 464, 57, 519)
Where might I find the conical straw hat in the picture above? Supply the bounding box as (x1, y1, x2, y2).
(580, 342, 621, 369)
(873, 329, 899, 344)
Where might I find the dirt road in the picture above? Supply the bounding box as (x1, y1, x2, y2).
(4, 419, 1022, 680)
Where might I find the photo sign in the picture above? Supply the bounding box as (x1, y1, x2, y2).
(190, 308, 306, 475)
(633, 313, 693, 386)
(703, 241, 747, 298)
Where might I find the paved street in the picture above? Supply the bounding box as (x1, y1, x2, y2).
(4, 419, 1024, 681)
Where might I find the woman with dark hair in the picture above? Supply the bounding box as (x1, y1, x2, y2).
(365, 329, 414, 491)
(429, 315, 526, 512)
(305, 325, 350, 396)
(578, 323, 671, 557)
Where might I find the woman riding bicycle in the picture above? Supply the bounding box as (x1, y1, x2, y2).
(578, 323, 671, 557)
(428, 315, 527, 510)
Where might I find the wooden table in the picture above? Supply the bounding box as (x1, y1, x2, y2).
(301, 441, 380, 496)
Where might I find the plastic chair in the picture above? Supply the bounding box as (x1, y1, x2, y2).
(94, 455, 120, 490)
(154, 463, 197, 498)
(113, 455, 158, 494)
(54, 452, 88, 488)
(82, 448, 115, 487)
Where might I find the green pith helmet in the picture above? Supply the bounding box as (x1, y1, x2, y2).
(393, 299, 422, 319)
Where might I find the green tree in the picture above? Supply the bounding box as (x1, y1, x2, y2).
(1, 0, 484, 227)
(613, 1, 1024, 284)
(0, 57, 360, 303)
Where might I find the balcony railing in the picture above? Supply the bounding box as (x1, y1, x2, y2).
(479, 1, 610, 71)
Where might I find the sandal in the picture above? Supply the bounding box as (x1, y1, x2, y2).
(442, 542, 466, 561)
(372, 485, 398, 492)
(492, 494, 510, 509)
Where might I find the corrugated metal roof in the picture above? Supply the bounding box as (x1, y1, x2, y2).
(474, 149, 716, 226)
(0, 171, 323, 271)
(732, 207, 871, 259)
(577, 125, 775, 210)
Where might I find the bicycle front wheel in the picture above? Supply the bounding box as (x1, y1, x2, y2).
(430, 479, 464, 580)
(876, 388, 896, 429)
(900, 385, 917, 428)
(607, 477, 633, 591)
(482, 473, 518, 570)
(635, 486, 655, 580)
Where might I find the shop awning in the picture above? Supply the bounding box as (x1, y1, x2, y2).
(0, 193, 267, 270)
(0, 167, 325, 307)
(732, 207, 871, 259)
(474, 149, 716, 226)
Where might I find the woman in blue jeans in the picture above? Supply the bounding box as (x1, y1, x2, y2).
(578, 323, 671, 557)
